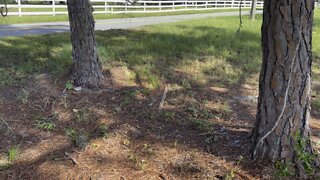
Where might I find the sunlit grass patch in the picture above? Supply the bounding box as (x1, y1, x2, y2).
(0, 10, 319, 91)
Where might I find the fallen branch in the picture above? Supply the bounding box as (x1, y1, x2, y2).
(0, 116, 12, 134)
(158, 86, 169, 111)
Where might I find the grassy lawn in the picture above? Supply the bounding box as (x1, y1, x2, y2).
(0, 10, 320, 179)
(0, 8, 252, 24)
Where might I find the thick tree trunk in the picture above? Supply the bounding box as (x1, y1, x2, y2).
(249, 0, 257, 20)
(251, 0, 315, 176)
(67, 0, 104, 88)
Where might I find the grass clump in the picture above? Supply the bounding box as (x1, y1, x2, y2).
(16, 88, 30, 104)
(7, 146, 20, 163)
(294, 132, 317, 175)
(274, 161, 294, 178)
(64, 128, 89, 149)
(35, 114, 58, 131)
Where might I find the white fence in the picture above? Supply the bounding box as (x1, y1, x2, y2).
(1, 0, 264, 17)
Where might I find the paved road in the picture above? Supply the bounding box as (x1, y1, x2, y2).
(0, 11, 258, 37)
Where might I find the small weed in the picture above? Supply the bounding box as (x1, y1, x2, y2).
(91, 143, 98, 148)
(0, 161, 12, 170)
(98, 123, 109, 138)
(36, 121, 56, 131)
(141, 143, 155, 156)
(122, 139, 131, 147)
(202, 108, 215, 119)
(224, 156, 243, 180)
(0, 154, 12, 170)
(185, 103, 200, 118)
(274, 161, 294, 178)
(35, 114, 58, 131)
(128, 154, 147, 170)
(202, 100, 209, 105)
(8, 146, 19, 162)
(181, 79, 191, 89)
(312, 97, 320, 109)
(61, 95, 68, 108)
(294, 131, 316, 175)
(147, 75, 160, 89)
(65, 128, 77, 140)
(72, 109, 90, 123)
(65, 80, 74, 90)
(189, 118, 212, 132)
(16, 88, 29, 104)
(64, 128, 89, 149)
(219, 102, 232, 115)
(163, 111, 175, 121)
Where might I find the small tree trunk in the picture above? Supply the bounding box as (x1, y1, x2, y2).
(67, 0, 104, 88)
(249, 0, 257, 20)
(251, 0, 315, 177)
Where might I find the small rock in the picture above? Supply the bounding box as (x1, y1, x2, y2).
(115, 107, 121, 112)
(74, 86, 82, 91)
(128, 126, 142, 139)
(228, 139, 241, 147)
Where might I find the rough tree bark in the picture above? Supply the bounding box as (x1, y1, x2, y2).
(67, 0, 104, 88)
(251, 0, 316, 177)
(249, 0, 257, 20)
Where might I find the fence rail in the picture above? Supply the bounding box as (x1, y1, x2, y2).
(1, 0, 264, 17)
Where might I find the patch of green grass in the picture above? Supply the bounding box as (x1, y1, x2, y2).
(36, 120, 56, 131)
(16, 88, 29, 104)
(274, 161, 294, 178)
(0, 10, 319, 91)
(189, 118, 213, 132)
(72, 109, 90, 123)
(64, 128, 89, 148)
(35, 114, 58, 131)
(97, 123, 109, 138)
(65, 80, 74, 90)
(0, 8, 248, 25)
(294, 131, 316, 175)
(7, 146, 19, 162)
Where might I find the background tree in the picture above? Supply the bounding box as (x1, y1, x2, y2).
(67, 0, 104, 88)
(249, 0, 257, 20)
(251, 0, 317, 177)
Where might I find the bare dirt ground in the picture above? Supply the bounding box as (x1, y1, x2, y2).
(0, 66, 319, 179)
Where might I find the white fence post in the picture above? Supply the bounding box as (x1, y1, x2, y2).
(205, 1, 208, 9)
(231, 0, 234, 8)
(159, 2, 161, 11)
(18, 0, 22, 17)
(52, 0, 55, 16)
(105, 0, 108, 14)
(144, 2, 146, 11)
(172, 2, 174, 10)
(125, 2, 128, 13)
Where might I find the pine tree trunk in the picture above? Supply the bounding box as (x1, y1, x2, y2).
(67, 0, 104, 88)
(251, 0, 315, 176)
(249, 0, 257, 20)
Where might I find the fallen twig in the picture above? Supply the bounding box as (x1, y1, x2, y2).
(0, 116, 12, 134)
(158, 86, 169, 111)
(65, 152, 79, 165)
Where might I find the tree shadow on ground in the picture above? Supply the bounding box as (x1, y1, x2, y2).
(0, 21, 277, 179)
